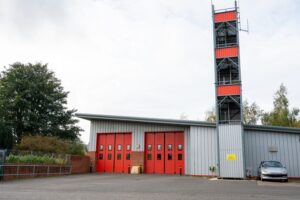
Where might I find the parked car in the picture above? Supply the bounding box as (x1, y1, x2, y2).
(258, 161, 288, 182)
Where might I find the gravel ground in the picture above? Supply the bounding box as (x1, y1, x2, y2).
(0, 174, 300, 200)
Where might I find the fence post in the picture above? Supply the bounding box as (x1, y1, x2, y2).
(33, 165, 35, 177)
(0, 150, 6, 181)
(17, 165, 20, 179)
(47, 166, 50, 176)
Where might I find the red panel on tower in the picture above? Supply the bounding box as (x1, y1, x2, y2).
(214, 11, 237, 23)
(217, 85, 241, 96)
(216, 47, 238, 58)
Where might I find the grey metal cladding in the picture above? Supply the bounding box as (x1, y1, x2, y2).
(245, 130, 300, 177)
(189, 126, 218, 176)
(218, 124, 245, 178)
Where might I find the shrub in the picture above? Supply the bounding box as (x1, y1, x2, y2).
(16, 136, 69, 154)
(67, 141, 85, 156)
(15, 135, 86, 155)
(5, 154, 66, 165)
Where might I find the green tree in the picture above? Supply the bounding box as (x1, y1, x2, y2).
(0, 121, 14, 149)
(261, 84, 299, 127)
(243, 100, 262, 125)
(0, 62, 81, 148)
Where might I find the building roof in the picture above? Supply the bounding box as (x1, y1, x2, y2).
(75, 113, 300, 134)
(75, 113, 215, 127)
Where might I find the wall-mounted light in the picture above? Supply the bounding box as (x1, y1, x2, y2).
(268, 145, 278, 152)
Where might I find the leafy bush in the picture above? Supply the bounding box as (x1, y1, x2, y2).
(15, 135, 86, 155)
(16, 136, 68, 154)
(5, 154, 66, 165)
(68, 141, 85, 156)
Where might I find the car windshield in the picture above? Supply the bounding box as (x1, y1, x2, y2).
(262, 161, 283, 168)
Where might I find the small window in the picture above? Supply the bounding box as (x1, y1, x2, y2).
(147, 144, 152, 151)
(126, 145, 131, 151)
(126, 153, 130, 160)
(99, 154, 103, 160)
(168, 144, 172, 150)
(157, 154, 161, 160)
(117, 145, 122, 151)
(157, 144, 162, 151)
(117, 153, 121, 160)
(108, 153, 112, 160)
(178, 144, 182, 151)
(168, 153, 172, 160)
(99, 145, 104, 151)
(108, 145, 112, 151)
(178, 154, 182, 160)
(147, 154, 152, 160)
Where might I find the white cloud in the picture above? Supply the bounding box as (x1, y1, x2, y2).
(0, 0, 299, 143)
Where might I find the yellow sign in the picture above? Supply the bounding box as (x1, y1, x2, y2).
(226, 154, 236, 161)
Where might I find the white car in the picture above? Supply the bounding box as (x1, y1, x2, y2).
(258, 161, 288, 182)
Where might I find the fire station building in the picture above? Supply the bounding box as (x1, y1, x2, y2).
(76, 113, 300, 179)
(75, 2, 300, 179)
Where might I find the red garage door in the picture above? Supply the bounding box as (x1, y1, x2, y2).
(144, 131, 184, 175)
(96, 133, 132, 173)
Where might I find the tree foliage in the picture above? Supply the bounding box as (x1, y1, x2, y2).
(261, 84, 299, 127)
(243, 101, 262, 125)
(0, 62, 81, 148)
(204, 101, 262, 125)
(15, 135, 85, 155)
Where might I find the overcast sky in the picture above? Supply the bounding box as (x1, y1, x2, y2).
(1, 0, 299, 144)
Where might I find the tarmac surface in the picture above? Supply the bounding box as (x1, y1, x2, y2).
(0, 174, 300, 200)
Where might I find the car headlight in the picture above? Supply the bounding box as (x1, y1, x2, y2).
(261, 169, 268, 174)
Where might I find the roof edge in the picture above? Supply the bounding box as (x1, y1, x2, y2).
(75, 113, 216, 128)
(244, 124, 300, 134)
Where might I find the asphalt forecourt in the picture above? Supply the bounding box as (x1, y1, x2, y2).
(0, 174, 300, 200)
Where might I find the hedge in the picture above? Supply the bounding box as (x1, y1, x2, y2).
(15, 135, 85, 156)
(5, 154, 66, 165)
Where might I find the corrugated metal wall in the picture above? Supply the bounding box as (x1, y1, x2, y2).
(245, 130, 300, 177)
(189, 126, 218, 176)
(218, 124, 245, 178)
(89, 120, 190, 174)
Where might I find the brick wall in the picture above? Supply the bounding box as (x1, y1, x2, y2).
(87, 151, 96, 172)
(131, 151, 144, 172)
(70, 155, 90, 174)
(1, 165, 71, 181)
